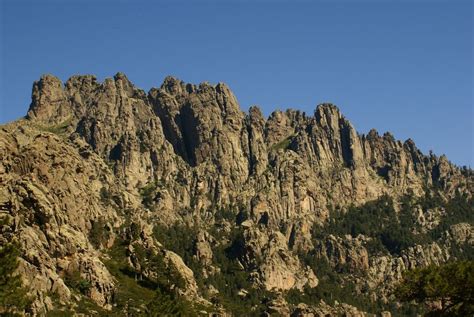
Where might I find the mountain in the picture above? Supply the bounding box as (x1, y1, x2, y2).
(1, 73, 472, 316)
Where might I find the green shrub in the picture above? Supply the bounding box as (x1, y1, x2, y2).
(37, 118, 72, 135)
(64, 270, 91, 294)
(99, 187, 111, 202)
(139, 182, 158, 207)
(271, 135, 293, 151)
(214, 208, 235, 222)
(89, 218, 111, 248)
(0, 240, 30, 315)
(395, 261, 474, 316)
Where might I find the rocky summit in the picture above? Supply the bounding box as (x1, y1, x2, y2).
(0, 73, 472, 316)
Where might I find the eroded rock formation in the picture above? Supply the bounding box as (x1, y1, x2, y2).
(1, 73, 472, 316)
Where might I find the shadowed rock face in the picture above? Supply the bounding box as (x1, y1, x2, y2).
(1, 73, 472, 315)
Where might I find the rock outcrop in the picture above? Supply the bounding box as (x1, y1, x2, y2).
(1, 73, 472, 316)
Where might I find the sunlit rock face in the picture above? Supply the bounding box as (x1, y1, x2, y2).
(1, 73, 471, 316)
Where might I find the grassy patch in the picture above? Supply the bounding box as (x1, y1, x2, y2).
(36, 118, 73, 135)
(271, 135, 294, 151)
(46, 309, 76, 317)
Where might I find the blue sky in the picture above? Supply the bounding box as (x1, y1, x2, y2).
(1, 0, 472, 166)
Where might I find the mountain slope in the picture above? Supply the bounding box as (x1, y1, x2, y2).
(1, 73, 472, 316)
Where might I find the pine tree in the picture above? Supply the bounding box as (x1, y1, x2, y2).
(0, 240, 30, 315)
(395, 261, 474, 316)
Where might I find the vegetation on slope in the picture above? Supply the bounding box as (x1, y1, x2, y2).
(153, 222, 272, 316)
(395, 261, 474, 316)
(287, 192, 474, 315)
(318, 192, 474, 258)
(103, 237, 199, 316)
(0, 242, 30, 316)
(45, 190, 474, 316)
(0, 217, 30, 316)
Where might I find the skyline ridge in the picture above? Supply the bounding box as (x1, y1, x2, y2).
(12, 71, 472, 169)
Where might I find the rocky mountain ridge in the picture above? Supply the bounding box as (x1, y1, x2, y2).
(1, 73, 472, 316)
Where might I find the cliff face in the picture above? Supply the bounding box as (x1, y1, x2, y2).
(1, 73, 472, 316)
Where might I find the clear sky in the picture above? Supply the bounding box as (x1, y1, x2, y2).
(1, 0, 472, 166)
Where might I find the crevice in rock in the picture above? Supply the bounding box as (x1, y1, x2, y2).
(178, 104, 199, 167)
(339, 120, 353, 168)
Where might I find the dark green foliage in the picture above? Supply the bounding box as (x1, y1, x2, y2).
(417, 189, 444, 210)
(103, 239, 199, 316)
(0, 220, 30, 315)
(302, 192, 472, 314)
(323, 195, 427, 255)
(401, 191, 473, 260)
(206, 228, 270, 316)
(137, 131, 150, 154)
(64, 270, 92, 294)
(103, 243, 157, 315)
(145, 193, 472, 316)
(323, 191, 473, 257)
(398, 191, 473, 260)
(449, 242, 474, 260)
(430, 192, 474, 242)
(294, 252, 424, 316)
(294, 253, 370, 307)
(153, 223, 200, 277)
(45, 292, 112, 316)
(99, 187, 112, 202)
(153, 223, 197, 258)
(147, 289, 197, 317)
(132, 243, 186, 290)
(271, 135, 293, 151)
(44, 292, 83, 316)
(395, 261, 474, 316)
(46, 309, 76, 316)
(154, 222, 269, 315)
(214, 207, 236, 223)
(139, 182, 158, 207)
(89, 218, 111, 248)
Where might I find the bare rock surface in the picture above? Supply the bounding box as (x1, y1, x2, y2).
(1, 73, 472, 316)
